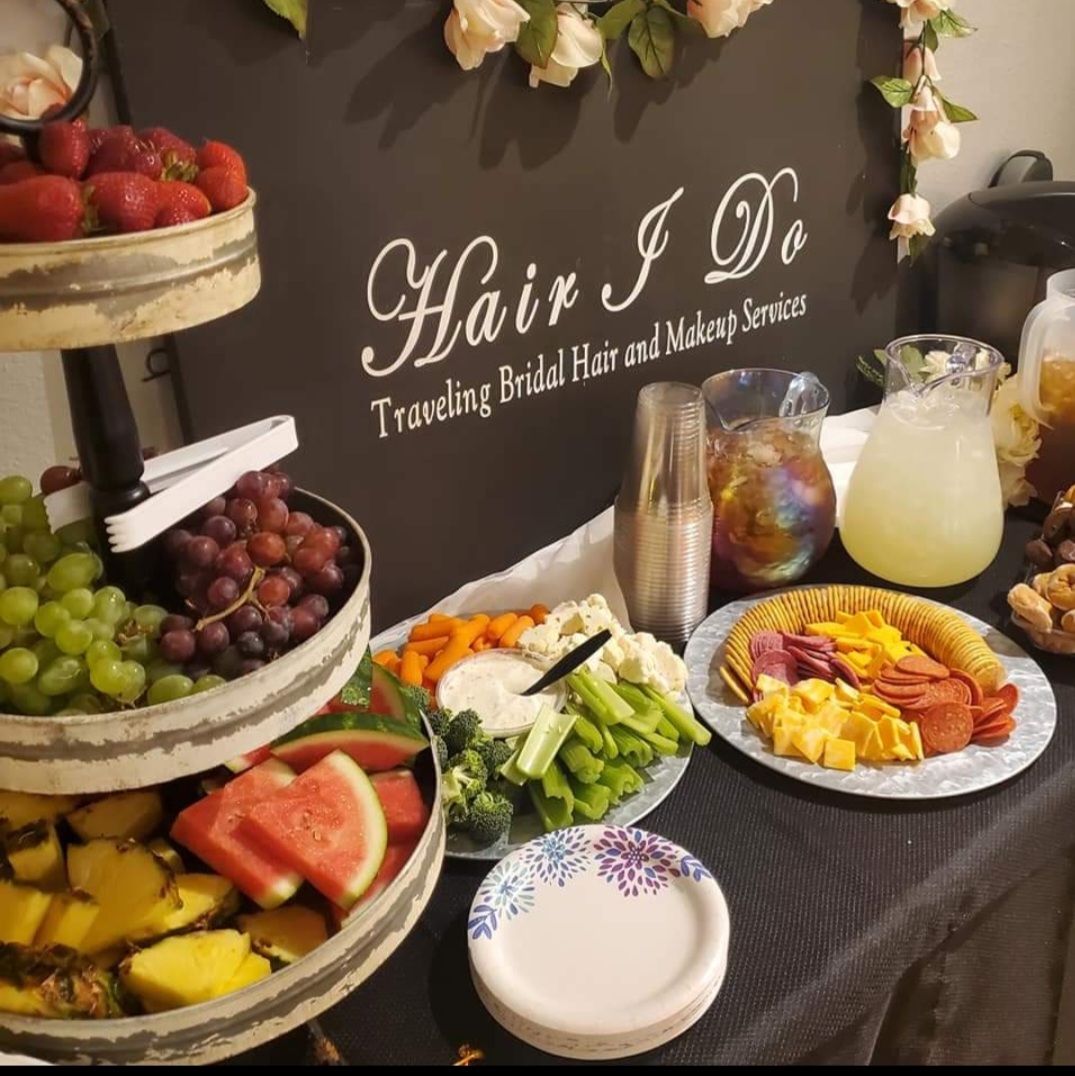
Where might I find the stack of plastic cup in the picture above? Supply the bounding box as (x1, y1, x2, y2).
(613, 382, 713, 647)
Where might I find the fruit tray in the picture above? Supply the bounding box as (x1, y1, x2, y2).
(0, 191, 259, 353)
(0, 490, 372, 795)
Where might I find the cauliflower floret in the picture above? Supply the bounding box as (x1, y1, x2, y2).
(654, 643, 688, 696)
(616, 635, 661, 690)
(517, 621, 561, 655)
(609, 632, 688, 696)
(601, 635, 627, 670)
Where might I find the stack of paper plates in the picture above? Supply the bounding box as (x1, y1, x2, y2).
(467, 824, 730, 1060)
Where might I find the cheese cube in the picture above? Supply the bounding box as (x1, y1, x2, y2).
(907, 721, 925, 761)
(860, 693, 901, 719)
(792, 679, 834, 711)
(814, 701, 847, 736)
(772, 723, 802, 757)
(858, 726, 886, 762)
(822, 738, 856, 771)
(755, 674, 790, 699)
(791, 726, 834, 764)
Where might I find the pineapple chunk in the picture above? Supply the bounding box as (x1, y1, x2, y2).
(0, 793, 80, 832)
(34, 890, 101, 953)
(147, 838, 184, 874)
(237, 906, 329, 965)
(67, 839, 180, 953)
(119, 929, 250, 1012)
(140, 874, 239, 940)
(66, 790, 164, 843)
(0, 943, 122, 1019)
(822, 738, 856, 771)
(0, 880, 53, 944)
(218, 952, 272, 996)
(3, 822, 66, 890)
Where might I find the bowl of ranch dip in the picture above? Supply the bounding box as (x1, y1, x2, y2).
(436, 649, 568, 739)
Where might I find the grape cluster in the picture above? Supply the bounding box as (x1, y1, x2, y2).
(0, 474, 225, 716)
(158, 468, 358, 697)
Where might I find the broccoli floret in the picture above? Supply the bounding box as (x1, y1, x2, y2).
(426, 708, 452, 739)
(447, 748, 488, 786)
(442, 709, 485, 755)
(477, 737, 514, 775)
(440, 748, 488, 826)
(433, 734, 449, 771)
(467, 791, 514, 845)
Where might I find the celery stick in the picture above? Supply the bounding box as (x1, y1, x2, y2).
(516, 706, 578, 780)
(598, 720, 619, 760)
(583, 672, 634, 722)
(609, 724, 654, 768)
(618, 708, 662, 736)
(571, 712, 604, 754)
(637, 726, 679, 756)
(656, 715, 680, 742)
(529, 781, 573, 833)
(641, 686, 713, 747)
(612, 681, 659, 714)
(498, 747, 529, 787)
(569, 775, 611, 822)
(567, 672, 621, 726)
(558, 736, 604, 784)
(597, 757, 645, 804)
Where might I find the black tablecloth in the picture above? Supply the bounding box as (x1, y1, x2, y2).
(232, 515, 1075, 1067)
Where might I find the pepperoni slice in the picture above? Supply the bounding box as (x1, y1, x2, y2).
(949, 669, 984, 707)
(995, 682, 1021, 713)
(749, 631, 785, 661)
(974, 698, 1009, 727)
(874, 680, 930, 700)
(896, 655, 950, 680)
(918, 703, 974, 754)
(904, 679, 969, 711)
(880, 670, 932, 685)
(972, 717, 1016, 746)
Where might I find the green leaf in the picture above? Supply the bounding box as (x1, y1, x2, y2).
(869, 75, 914, 109)
(598, 0, 647, 42)
(931, 10, 975, 38)
(873, 349, 890, 365)
(262, 0, 307, 39)
(652, 0, 706, 36)
(939, 95, 978, 124)
(600, 42, 614, 95)
(899, 153, 918, 196)
(899, 344, 926, 371)
(921, 21, 939, 52)
(514, 0, 559, 68)
(856, 355, 886, 389)
(908, 233, 932, 262)
(628, 6, 676, 80)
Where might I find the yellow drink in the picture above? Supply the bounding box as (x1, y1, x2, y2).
(841, 393, 1004, 587)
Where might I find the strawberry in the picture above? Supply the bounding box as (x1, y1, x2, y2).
(84, 172, 161, 234)
(0, 176, 85, 242)
(155, 180, 211, 227)
(0, 141, 26, 170)
(86, 126, 162, 180)
(196, 140, 247, 185)
(38, 120, 91, 179)
(0, 160, 45, 185)
(141, 127, 198, 181)
(194, 166, 248, 212)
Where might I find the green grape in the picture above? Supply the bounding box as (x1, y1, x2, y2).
(68, 692, 104, 715)
(0, 544, 6, 565)
(2, 525, 24, 553)
(0, 586, 39, 626)
(85, 639, 121, 668)
(20, 497, 48, 531)
(133, 605, 168, 634)
(120, 634, 157, 665)
(55, 519, 94, 547)
(0, 476, 32, 506)
(0, 648, 39, 685)
(113, 661, 146, 705)
(60, 588, 94, 618)
(121, 601, 137, 625)
(146, 659, 184, 685)
(54, 708, 87, 716)
(89, 658, 124, 696)
(84, 618, 115, 642)
(38, 656, 89, 697)
(0, 504, 21, 525)
(4, 554, 39, 587)
(91, 586, 127, 626)
(191, 674, 227, 695)
(55, 619, 93, 656)
(9, 682, 53, 715)
(147, 675, 194, 706)
(46, 553, 100, 594)
(32, 639, 61, 667)
(23, 530, 60, 565)
(0, 625, 12, 650)
(34, 601, 71, 639)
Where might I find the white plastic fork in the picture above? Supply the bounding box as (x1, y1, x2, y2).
(44, 415, 299, 553)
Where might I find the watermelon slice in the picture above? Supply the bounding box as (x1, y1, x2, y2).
(370, 769, 431, 844)
(368, 664, 409, 722)
(170, 759, 302, 909)
(241, 751, 387, 909)
(223, 744, 273, 775)
(270, 711, 428, 774)
(328, 838, 420, 929)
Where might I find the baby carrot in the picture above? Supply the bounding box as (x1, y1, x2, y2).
(399, 650, 424, 687)
(403, 635, 450, 657)
(529, 603, 550, 626)
(373, 649, 399, 668)
(499, 615, 534, 649)
(427, 612, 453, 623)
(453, 614, 491, 650)
(410, 618, 462, 642)
(486, 611, 519, 643)
(473, 636, 491, 652)
(425, 637, 474, 682)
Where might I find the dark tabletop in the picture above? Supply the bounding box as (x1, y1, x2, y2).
(231, 512, 1075, 1067)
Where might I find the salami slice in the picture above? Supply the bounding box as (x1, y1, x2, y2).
(751, 650, 799, 685)
(830, 656, 861, 689)
(749, 631, 785, 661)
(918, 702, 974, 754)
(949, 669, 984, 706)
(995, 683, 1021, 713)
(896, 655, 950, 680)
(781, 633, 836, 653)
(787, 646, 834, 678)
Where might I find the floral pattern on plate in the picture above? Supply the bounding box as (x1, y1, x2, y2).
(520, 827, 590, 888)
(468, 859, 537, 941)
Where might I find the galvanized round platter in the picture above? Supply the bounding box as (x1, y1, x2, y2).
(684, 588, 1057, 800)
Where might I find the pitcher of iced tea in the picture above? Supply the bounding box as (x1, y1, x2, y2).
(841, 335, 1005, 587)
(1018, 269, 1075, 505)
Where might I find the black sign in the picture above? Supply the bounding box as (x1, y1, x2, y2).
(107, 0, 900, 630)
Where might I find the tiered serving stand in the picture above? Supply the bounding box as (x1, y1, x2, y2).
(0, 1, 444, 1062)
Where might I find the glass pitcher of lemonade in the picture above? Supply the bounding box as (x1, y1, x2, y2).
(841, 335, 1005, 587)
(1018, 269, 1075, 505)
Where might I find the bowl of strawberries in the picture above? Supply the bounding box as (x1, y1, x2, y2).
(0, 122, 260, 352)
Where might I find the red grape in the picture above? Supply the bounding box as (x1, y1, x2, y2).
(284, 512, 315, 538)
(160, 629, 196, 663)
(303, 527, 340, 558)
(226, 498, 258, 533)
(268, 468, 294, 499)
(255, 496, 289, 533)
(185, 535, 220, 569)
(236, 631, 265, 659)
(217, 544, 254, 584)
(308, 563, 344, 596)
(298, 593, 330, 621)
(248, 531, 286, 567)
(201, 514, 237, 546)
(292, 546, 327, 576)
(40, 464, 81, 495)
(277, 565, 304, 600)
(207, 576, 240, 611)
(290, 606, 320, 642)
(257, 575, 290, 607)
(165, 528, 193, 561)
(227, 604, 263, 636)
(200, 496, 227, 520)
(196, 622, 230, 657)
(236, 470, 272, 501)
(160, 614, 194, 635)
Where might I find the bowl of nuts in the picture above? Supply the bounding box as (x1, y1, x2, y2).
(1008, 485, 1075, 656)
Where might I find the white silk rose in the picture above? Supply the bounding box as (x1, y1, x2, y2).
(991, 374, 1042, 508)
(444, 0, 530, 72)
(890, 0, 950, 35)
(529, 4, 603, 90)
(0, 45, 82, 121)
(887, 193, 935, 240)
(903, 86, 960, 164)
(902, 42, 940, 85)
(688, 0, 773, 40)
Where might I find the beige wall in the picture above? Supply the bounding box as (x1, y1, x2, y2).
(2, 0, 1074, 481)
